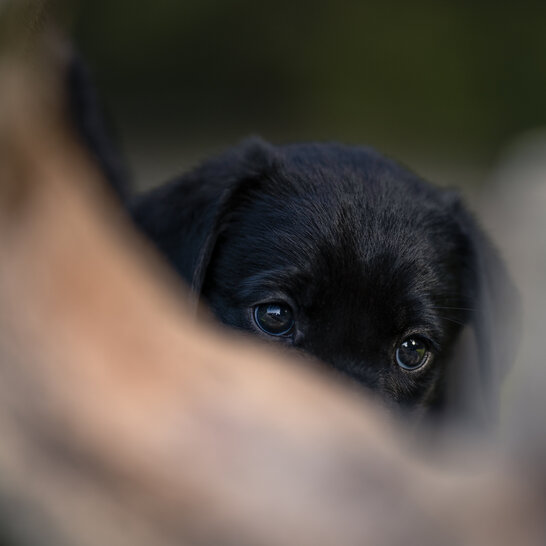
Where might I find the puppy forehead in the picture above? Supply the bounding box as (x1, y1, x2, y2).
(225, 163, 461, 310)
(232, 163, 455, 261)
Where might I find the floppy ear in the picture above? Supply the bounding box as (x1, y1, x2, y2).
(130, 137, 278, 296)
(442, 191, 520, 428)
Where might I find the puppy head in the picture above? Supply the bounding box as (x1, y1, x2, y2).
(132, 138, 518, 425)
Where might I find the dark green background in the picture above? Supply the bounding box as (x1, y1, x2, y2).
(71, 1, 546, 189)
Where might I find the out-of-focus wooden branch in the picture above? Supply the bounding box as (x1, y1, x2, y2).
(0, 17, 544, 546)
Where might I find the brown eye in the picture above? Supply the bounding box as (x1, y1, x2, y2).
(395, 337, 430, 370)
(253, 303, 294, 336)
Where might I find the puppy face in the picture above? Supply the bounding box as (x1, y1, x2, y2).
(131, 140, 517, 423)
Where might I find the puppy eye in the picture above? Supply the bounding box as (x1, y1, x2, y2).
(395, 336, 430, 370)
(253, 302, 294, 336)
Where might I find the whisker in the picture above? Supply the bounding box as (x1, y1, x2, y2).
(437, 315, 467, 326)
(430, 306, 476, 312)
(423, 294, 476, 306)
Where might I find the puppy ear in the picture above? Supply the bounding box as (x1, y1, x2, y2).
(130, 137, 278, 296)
(442, 191, 520, 428)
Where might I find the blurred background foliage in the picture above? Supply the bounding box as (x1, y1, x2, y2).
(71, 0, 546, 190)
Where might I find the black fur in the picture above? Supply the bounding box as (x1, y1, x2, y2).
(130, 138, 518, 425)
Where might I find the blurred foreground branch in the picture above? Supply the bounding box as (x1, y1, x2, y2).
(0, 24, 544, 546)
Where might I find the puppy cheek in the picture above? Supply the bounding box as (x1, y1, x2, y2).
(386, 366, 444, 413)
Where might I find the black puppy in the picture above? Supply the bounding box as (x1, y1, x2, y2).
(131, 139, 517, 423)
